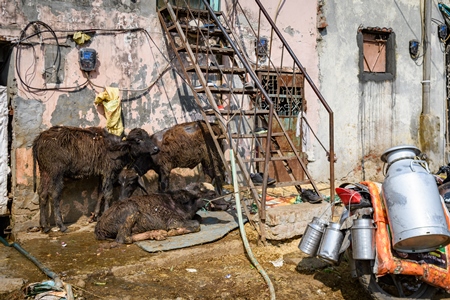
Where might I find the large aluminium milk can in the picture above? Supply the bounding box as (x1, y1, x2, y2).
(381, 145, 450, 253)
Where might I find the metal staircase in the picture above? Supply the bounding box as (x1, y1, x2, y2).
(157, 0, 335, 243)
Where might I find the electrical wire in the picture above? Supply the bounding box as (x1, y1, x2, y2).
(13, 22, 181, 94)
(15, 21, 90, 92)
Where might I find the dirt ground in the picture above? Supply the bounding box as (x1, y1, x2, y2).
(2, 183, 450, 300)
(1, 215, 369, 300)
(2, 220, 450, 300)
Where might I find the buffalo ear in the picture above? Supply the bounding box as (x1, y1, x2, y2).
(105, 138, 131, 160)
(102, 129, 129, 151)
(137, 176, 148, 195)
(107, 139, 130, 151)
(107, 148, 129, 160)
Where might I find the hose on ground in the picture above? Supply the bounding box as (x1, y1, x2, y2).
(0, 235, 73, 299)
(229, 149, 276, 300)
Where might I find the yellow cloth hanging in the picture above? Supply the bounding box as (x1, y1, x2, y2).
(73, 32, 91, 45)
(94, 87, 124, 136)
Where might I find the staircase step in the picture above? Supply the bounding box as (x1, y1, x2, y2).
(159, 5, 224, 18)
(216, 132, 285, 139)
(247, 180, 310, 189)
(273, 180, 311, 188)
(178, 45, 235, 55)
(194, 86, 257, 94)
(240, 155, 299, 162)
(168, 24, 232, 36)
(186, 65, 247, 75)
(205, 109, 270, 116)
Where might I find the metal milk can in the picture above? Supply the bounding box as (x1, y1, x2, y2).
(381, 145, 450, 252)
(351, 218, 376, 260)
(298, 217, 328, 257)
(317, 222, 344, 264)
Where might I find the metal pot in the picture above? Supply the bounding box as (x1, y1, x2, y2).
(381, 145, 450, 253)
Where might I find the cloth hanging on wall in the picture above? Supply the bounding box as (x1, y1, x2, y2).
(94, 87, 124, 136)
(296, 111, 314, 162)
(72, 32, 91, 45)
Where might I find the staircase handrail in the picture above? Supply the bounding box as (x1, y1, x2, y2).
(252, 0, 336, 204)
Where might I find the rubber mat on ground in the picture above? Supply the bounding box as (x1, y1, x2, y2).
(136, 210, 246, 252)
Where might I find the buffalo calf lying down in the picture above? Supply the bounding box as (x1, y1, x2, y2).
(33, 126, 159, 233)
(95, 182, 219, 244)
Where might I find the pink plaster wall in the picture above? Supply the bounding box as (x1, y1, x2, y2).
(15, 148, 32, 186)
(225, 0, 321, 133)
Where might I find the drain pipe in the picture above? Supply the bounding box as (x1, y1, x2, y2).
(419, 0, 441, 166)
(422, 0, 431, 115)
(230, 150, 276, 300)
(0, 236, 74, 300)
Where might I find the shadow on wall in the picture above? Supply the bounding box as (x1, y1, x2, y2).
(49, 166, 208, 226)
(0, 215, 10, 238)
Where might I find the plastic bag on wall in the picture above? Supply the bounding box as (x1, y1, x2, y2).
(94, 87, 124, 136)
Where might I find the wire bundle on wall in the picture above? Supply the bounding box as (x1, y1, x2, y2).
(13, 21, 183, 95)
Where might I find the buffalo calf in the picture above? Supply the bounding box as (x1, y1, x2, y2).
(32, 126, 159, 233)
(123, 120, 226, 196)
(94, 182, 218, 244)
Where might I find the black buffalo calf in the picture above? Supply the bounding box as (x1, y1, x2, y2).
(94, 182, 219, 244)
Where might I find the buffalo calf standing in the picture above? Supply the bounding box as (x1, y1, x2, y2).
(32, 126, 159, 233)
(125, 120, 226, 194)
(94, 182, 218, 244)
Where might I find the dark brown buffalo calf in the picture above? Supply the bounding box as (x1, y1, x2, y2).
(126, 120, 225, 192)
(94, 182, 218, 244)
(32, 126, 159, 233)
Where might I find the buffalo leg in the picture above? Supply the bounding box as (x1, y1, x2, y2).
(101, 177, 114, 213)
(131, 229, 168, 242)
(159, 170, 170, 192)
(93, 176, 114, 219)
(93, 178, 104, 221)
(167, 220, 201, 236)
(131, 220, 201, 242)
(202, 163, 223, 195)
(51, 176, 66, 232)
(115, 212, 140, 244)
(38, 174, 51, 233)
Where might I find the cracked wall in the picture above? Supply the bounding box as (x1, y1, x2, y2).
(2, 0, 207, 233)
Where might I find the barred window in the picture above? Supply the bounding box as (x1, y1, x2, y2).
(257, 70, 304, 117)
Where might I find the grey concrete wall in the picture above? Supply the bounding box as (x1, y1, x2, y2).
(314, 0, 447, 183)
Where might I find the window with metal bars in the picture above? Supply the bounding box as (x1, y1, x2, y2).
(358, 27, 395, 82)
(257, 70, 304, 117)
(157, 0, 220, 10)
